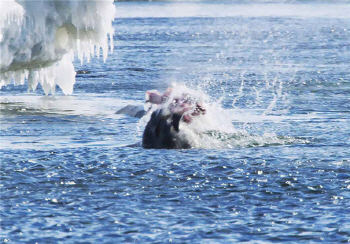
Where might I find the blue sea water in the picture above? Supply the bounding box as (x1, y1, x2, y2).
(1, 1, 350, 243)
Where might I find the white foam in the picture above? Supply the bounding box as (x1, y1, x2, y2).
(0, 0, 115, 95)
(137, 84, 309, 149)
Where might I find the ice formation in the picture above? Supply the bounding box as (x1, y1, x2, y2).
(0, 0, 115, 95)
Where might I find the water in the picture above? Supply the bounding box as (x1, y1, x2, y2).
(1, 1, 350, 243)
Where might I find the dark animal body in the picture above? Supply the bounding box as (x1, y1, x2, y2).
(142, 109, 191, 149)
(115, 105, 146, 118)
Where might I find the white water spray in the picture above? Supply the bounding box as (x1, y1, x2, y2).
(137, 84, 306, 149)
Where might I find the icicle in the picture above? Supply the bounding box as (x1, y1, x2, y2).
(28, 70, 39, 91)
(0, 0, 116, 95)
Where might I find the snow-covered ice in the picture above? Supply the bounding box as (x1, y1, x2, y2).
(0, 0, 115, 95)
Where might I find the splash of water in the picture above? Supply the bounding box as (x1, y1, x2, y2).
(138, 84, 307, 149)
